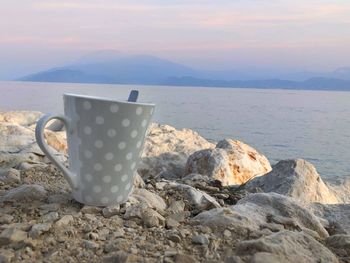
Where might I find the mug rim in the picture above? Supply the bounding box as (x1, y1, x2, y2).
(63, 93, 155, 106)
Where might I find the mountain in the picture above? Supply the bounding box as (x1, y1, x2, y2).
(20, 52, 196, 85)
(19, 51, 350, 91)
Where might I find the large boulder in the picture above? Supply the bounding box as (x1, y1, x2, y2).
(139, 123, 215, 178)
(236, 231, 338, 263)
(185, 139, 271, 186)
(246, 159, 339, 204)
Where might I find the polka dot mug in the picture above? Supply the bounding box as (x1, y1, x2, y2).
(35, 93, 155, 206)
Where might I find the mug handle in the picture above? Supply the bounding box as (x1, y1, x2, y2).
(35, 114, 78, 189)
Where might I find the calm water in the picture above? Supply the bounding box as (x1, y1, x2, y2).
(1, 81, 349, 182)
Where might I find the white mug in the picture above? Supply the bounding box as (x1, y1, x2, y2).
(35, 93, 155, 206)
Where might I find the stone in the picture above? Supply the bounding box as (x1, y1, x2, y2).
(166, 218, 180, 229)
(185, 139, 271, 186)
(168, 233, 181, 243)
(192, 234, 209, 245)
(142, 208, 165, 228)
(102, 205, 120, 218)
(80, 205, 102, 214)
(139, 123, 215, 178)
(0, 111, 42, 126)
(131, 188, 167, 211)
(0, 184, 47, 202)
(41, 212, 59, 223)
(124, 202, 149, 220)
(43, 130, 67, 153)
(82, 240, 99, 249)
(103, 251, 141, 263)
(0, 228, 27, 246)
(246, 159, 339, 204)
(236, 230, 338, 263)
(325, 234, 350, 257)
(0, 214, 14, 224)
(167, 182, 220, 210)
(55, 215, 74, 227)
(0, 169, 21, 184)
(29, 223, 52, 238)
(312, 203, 350, 235)
(133, 173, 145, 188)
(174, 254, 198, 263)
(0, 249, 14, 263)
(194, 193, 329, 240)
(233, 193, 329, 239)
(167, 200, 185, 214)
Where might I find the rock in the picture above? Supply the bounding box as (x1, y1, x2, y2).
(167, 182, 220, 210)
(246, 159, 339, 204)
(0, 249, 14, 263)
(174, 254, 198, 263)
(166, 218, 180, 229)
(167, 200, 185, 214)
(104, 251, 141, 263)
(0, 111, 42, 126)
(168, 233, 181, 243)
(41, 212, 59, 223)
(28, 223, 52, 238)
(325, 234, 350, 257)
(80, 206, 102, 214)
(132, 188, 167, 211)
(43, 130, 67, 153)
(233, 193, 329, 239)
(82, 240, 99, 249)
(0, 169, 21, 184)
(0, 123, 36, 153)
(0, 214, 14, 224)
(124, 203, 148, 220)
(55, 215, 74, 227)
(142, 208, 165, 228)
(133, 173, 145, 188)
(236, 230, 338, 263)
(139, 123, 215, 178)
(0, 228, 27, 246)
(194, 193, 329, 240)
(192, 234, 209, 245)
(185, 139, 271, 186)
(312, 203, 350, 235)
(193, 208, 257, 238)
(0, 184, 47, 202)
(102, 205, 120, 218)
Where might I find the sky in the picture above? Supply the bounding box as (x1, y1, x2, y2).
(1, 0, 350, 79)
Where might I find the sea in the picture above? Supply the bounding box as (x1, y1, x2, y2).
(0, 81, 349, 183)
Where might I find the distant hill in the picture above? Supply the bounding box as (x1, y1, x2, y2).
(19, 50, 350, 91)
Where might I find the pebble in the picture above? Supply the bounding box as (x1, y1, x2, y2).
(55, 215, 74, 227)
(0, 214, 14, 224)
(223, 229, 232, 238)
(168, 234, 181, 243)
(0, 228, 27, 245)
(166, 218, 180, 229)
(41, 212, 59, 223)
(81, 205, 102, 214)
(0, 249, 14, 263)
(142, 209, 165, 228)
(82, 240, 99, 249)
(192, 234, 209, 245)
(1, 184, 47, 202)
(174, 254, 198, 263)
(29, 223, 52, 238)
(102, 205, 120, 218)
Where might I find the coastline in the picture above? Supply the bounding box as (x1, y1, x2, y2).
(0, 111, 349, 262)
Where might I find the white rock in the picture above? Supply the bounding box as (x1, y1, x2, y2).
(55, 215, 74, 227)
(29, 223, 52, 238)
(133, 173, 145, 188)
(246, 159, 339, 204)
(131, 188, 167, 211)
(43, 129, 67, 153)
(0, 111, 42, 126)
(185, 139, 271, 186)
(1, 184, 47, 202)
(0, 228, 27, 245)
(0, 168, 21, 184)
(236, 230, 338, 263)
(167, 182, 220, 210)
(193, 193, 329, 240)
(139, 123, 215, 178)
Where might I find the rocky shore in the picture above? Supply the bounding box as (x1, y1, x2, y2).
(1, 111, 350, 263)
